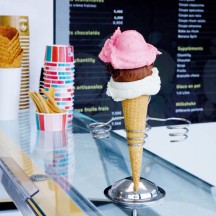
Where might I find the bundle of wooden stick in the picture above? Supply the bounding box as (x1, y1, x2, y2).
(28, 87, 65, 113)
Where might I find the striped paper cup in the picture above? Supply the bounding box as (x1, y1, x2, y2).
(43, 78, 73, 85)
(54, 92, 74, 97)
(44, 45, 74, 63)
(43, 74, 74, 80)
(43, 83, 73, 89)
(44, 71, 75, 76)
(57, 105, 73, 110)
(44, 87, 74, 93)
(54, 97, 73, 102)
(56, 101, 74, 106)
(36, 112, 67, 131)
(44, 61, 75, 67)
(44, 66, 75, 72)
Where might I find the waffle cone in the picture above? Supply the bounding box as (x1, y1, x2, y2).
(0, 26, 19, 44)
(0, 38, 21, 52)
(0, 45, 22, 64)
(0, 26, 22, 67)
(122, 95, 149, 191)
(0, 50, 23, 68)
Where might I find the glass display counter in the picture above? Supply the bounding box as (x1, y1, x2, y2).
(0, 109, 216, 215)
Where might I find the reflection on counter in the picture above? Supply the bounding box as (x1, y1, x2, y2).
(0, 110, 102, 215)
(19, 109, 33, 176)
(33, 129, 75, 191)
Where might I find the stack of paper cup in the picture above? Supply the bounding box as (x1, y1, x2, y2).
(42, 45, 75, 128)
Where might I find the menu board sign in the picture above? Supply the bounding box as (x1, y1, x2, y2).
(68, 0, 216, 129)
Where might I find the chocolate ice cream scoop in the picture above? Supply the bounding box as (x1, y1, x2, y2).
(107, 63, 153, 82)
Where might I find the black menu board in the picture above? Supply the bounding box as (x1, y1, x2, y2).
(68, 0, 216, 129)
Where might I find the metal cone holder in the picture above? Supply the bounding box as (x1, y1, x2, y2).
(88, 115, 190, 210)
(104, 176, 165, 209)
(104, 126, 165, 209)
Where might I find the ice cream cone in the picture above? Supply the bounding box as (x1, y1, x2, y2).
(122, 95, 149, 191)
(99, 27, 161, 192)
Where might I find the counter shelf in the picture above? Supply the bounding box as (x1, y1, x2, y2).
(0, 109, 215, 215)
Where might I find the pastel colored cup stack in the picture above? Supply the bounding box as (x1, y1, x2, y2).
(42, 45, 75, 128)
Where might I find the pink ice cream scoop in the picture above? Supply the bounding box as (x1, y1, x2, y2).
(99, 27, 161, 69)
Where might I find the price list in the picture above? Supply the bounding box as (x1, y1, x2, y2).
(69, 0, 125, 128)
(175, 0, 216, 122)
(68, 0, 216, 128)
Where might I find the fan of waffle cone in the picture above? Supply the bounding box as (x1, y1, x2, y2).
(0, 25, 23, 68)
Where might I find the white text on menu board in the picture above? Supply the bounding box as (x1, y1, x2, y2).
(175, 0, 205, 113)
(113, 9, 124, 25)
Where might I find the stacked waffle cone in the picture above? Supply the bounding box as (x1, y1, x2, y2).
(122, 95, 149, 191)
(0, 25, 23, 68)
(0, 16, 31, 110)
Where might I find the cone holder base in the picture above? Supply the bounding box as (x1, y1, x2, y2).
(104, 176, 165, 209)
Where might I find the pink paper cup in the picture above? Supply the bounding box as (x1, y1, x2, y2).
(54, 97, 73, 102)
(56, 101, 73, 106)
(44, 71, 75, 76)
(43, 83, 73, 89)
(43, 78, 73, 85)
(43, 74, 74, 80)
(57, 105, 73, 110)
(44, 61, 75, 67)
(44, 66, 75, 72)
(44, 45, 74, 63)
(36, 112, 67, 131)
(54, 92, 74, 97)
(44, 87, 74, 93)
